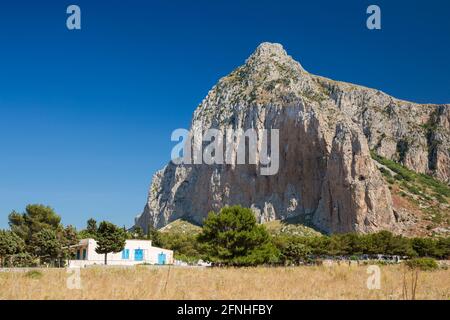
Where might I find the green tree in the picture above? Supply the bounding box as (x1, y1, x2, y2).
(133, 226, 145, 239)
(29, 229, 62, 265)
(308, 235, 331, 255)
(78, 218, 98, 239)
(411, 237, 437, 257)
(328, 235, 345, 256)
(339, 233, 367, 255)
(405, 257, 439, 271)
(86, 218, 98, 235)
(356, 231, 414, 256)
(147, 225, 163, 247)
(365, 231, 394, 255)
(60, 225, 79, 260)
(159, 232, 202, 263)
(388, 235, 414, 256)
(197, 206, 279, 266)
(0, 230, 25, 267)
(10, 252, 35, 267)
(95, 221, 126, 265)
(435, 237, 450, 259)
(8, 204, 61, 244)
(62, 225, 79, 246)
(274, 236, 311, 265)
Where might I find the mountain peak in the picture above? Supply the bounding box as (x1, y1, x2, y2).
(247, 42, 287, 62)
(246, 42, 305, 72)
(253, 42, 287, 56)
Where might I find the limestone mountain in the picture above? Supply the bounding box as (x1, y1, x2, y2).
(135, 43, 450, 236)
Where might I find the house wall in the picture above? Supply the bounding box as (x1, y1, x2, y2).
(69, 239, 173, 267)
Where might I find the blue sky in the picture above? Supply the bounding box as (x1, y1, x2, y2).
(0, 0, 449, 230)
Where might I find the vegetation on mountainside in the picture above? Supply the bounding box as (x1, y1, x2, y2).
(264, 220, 321, 237)
(371, 151, 450, 233)
(159, 219, 202, 235)
(371, 151, 450, 199)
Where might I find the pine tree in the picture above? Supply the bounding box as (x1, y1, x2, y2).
(95, 221, 126, 265)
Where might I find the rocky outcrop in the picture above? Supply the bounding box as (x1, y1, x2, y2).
(313, 77, 450, 184)
(135, 43, 449, 234)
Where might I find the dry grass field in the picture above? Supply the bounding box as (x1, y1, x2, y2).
(0, 265, 448, 300)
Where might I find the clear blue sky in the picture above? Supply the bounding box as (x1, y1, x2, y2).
(0, 0, 449, 230)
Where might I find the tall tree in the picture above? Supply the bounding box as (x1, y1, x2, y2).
(0, 230, 25, 267)
(60, 225, 79, 260)
(197, 206, 279, 266)
(133, 226, 145, 239)
(95, 221, 126, 265)
(86, 218, 98, 235)
(79, 218, 99, 239)
(8, 204, 61, 244)
(147, 225, 163, 247)
(29, 229, 62, 265)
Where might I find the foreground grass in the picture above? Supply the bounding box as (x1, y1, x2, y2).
(0, 265, 448, 300)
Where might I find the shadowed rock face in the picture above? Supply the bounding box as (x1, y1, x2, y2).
(135, 43, 449, 234)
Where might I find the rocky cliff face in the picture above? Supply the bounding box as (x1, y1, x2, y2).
(136, 43, 449, 234)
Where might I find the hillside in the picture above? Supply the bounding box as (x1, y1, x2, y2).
(158, 217, 322, 238)
(371, 152, 450, 237)
(159, 219, 202, 235)
(263, 220, 322, 237)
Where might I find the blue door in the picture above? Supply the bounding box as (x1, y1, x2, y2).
(134, 249, 143, 261)
(158, 252, 166, 265)
(82, 249, 87, 260)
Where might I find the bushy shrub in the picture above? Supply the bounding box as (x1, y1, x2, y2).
(10, 252, 36, 267)
(405, 258, 439, 271)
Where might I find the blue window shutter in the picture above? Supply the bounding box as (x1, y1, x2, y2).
(134, 249, 143, 261)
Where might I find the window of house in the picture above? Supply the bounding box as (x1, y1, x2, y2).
(134, 249, 143, 261)
(122, 249, 130, 260)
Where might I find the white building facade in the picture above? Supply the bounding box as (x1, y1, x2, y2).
(68, 239, 173, 267)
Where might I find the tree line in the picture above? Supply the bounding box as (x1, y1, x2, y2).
(1, 204, 449, 267)
(0, 204, 132, 267)
(148, 206, 450, 266)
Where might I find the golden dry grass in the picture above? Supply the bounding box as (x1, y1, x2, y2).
(0, 265, 448, 300)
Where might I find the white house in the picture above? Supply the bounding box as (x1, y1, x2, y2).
(68, 239, 173, 267)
